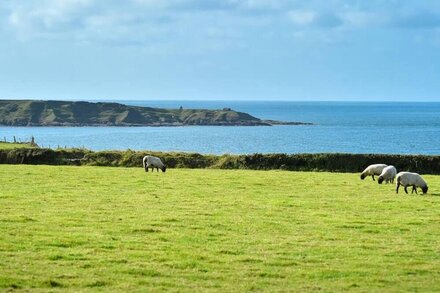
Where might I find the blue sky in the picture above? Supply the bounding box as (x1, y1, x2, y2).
(1, 0, 440, 101)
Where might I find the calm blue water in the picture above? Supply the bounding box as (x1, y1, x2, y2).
(1, 101, 440, 155)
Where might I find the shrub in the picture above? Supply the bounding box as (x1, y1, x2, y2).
(2, 149, 440, 174)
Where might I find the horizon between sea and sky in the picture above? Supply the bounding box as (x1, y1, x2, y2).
(1, 1, 440, 102)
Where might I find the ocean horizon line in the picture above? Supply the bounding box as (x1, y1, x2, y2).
(1, 98, 440, 104)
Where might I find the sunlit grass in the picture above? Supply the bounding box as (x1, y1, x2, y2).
(0, 141, 34, 150)
(1, 165, 439, 291)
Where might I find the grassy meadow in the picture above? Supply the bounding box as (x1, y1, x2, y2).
(1, 165, 440, 292)
(0, 142, 34, 150)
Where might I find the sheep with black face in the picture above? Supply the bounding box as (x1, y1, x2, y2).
(143, 155, 167, 173)
(396, 172, 428, 194)
(378, 165, 397, 184)
(360, 164, 388, 181)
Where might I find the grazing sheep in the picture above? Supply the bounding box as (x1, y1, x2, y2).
(142, 155, 167, 173)
(360, 164, 388, 181)
(378, 165, 397, 184)
(396, 172, 428, 194)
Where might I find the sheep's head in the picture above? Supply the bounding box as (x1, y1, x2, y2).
(422, 186, 428, 194)
(162, 166, 167, 173)
(360, 173, 366, 180)
(378, 176, 384, 184)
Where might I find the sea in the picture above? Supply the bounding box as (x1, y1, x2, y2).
(1, 101, 440, 155)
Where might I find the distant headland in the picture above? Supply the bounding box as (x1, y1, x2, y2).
(0, 100, 312, 127)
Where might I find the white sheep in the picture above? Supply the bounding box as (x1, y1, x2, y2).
(396, 172, 428, 194)
(360, 164, 388, 181)
(142, 155, 167, 173)
(378, 165, 397, 184)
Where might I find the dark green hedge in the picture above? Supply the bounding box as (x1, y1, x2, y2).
(1, 148, 440, 174)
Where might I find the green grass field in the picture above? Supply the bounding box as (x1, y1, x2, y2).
(0, 141, 34, 150)
(1, 165, 440, 292)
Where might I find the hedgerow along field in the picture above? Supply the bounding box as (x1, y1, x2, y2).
(1, 165, 440, 292)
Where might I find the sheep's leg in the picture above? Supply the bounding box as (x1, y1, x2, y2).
(396, 183, 400, 194)
(404, 186, 409, 194)
(145, 164, 149, 172)
(156, 167, 159, 172)
(413, 186, 418, 194)
(372, 175, 375, 181)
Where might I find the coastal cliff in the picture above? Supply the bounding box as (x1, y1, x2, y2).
(0, 100, 311, 126)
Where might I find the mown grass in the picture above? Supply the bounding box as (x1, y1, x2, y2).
(1, 165, 440, 292)
(0, 142, 34, 150)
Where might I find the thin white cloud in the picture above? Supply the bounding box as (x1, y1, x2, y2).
(2, 0, 440, 49)
(340, 11, 383, 28)
(288, 10, 316, 26)
(6, 0, 95, 39)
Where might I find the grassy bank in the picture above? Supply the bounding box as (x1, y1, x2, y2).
(1, 147, 440, 174)
(0, 141, 34, 150)
(1, 165, 440, 291)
